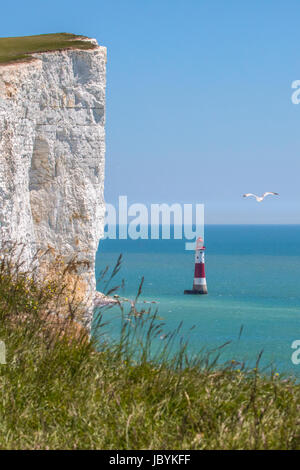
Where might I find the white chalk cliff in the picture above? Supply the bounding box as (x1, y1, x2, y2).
(0, 38, 106, 327)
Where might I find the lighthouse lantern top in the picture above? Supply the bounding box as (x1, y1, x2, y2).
(196, 237, 204, 250)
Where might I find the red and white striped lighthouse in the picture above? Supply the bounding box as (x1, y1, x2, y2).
(184, 237, 208, 295)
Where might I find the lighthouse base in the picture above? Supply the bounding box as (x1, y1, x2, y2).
(184, 289, 208, 295)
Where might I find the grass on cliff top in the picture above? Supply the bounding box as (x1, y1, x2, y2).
(0, 245, 299, 450)
(0, 33, 96, 65)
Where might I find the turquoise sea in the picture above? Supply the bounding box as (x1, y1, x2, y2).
(95, 225, 300, 378)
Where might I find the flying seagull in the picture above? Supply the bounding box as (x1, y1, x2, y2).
(243, 192, 279, 202)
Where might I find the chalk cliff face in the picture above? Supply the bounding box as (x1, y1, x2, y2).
(0, 40, 106, 327)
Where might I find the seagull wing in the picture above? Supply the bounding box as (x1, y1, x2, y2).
(243, 193, 258, 199)
(262, 192, 279, 198)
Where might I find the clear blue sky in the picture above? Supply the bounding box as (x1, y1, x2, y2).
(2, 0, 300, 223)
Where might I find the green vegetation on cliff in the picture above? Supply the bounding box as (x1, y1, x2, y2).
(0, 33, 96, 65)
(0, 247, 299, 450)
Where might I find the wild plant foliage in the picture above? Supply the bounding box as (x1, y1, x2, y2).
(0, 249, 298, 449)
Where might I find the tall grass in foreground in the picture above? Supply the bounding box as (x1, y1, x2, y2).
(0, 248, 299, 449)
